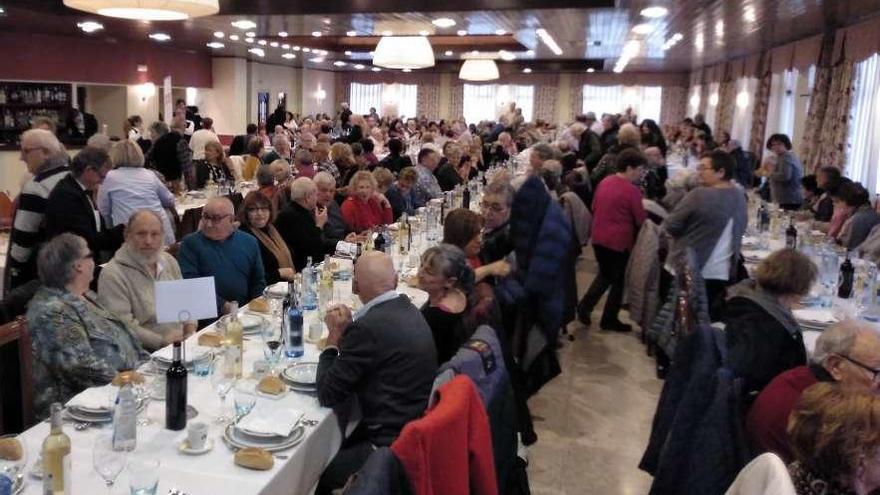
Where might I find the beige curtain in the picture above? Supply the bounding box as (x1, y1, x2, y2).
(570, 83, 583, 122)
(450, 84, 464, 120)
(748, 54, 773, 158)
(417, 83, 440, 120)
(714, 71, 736, 135)
(534, 82, 558, 123)
(814, 60, 855, 171)
(660, 86, 687, 124)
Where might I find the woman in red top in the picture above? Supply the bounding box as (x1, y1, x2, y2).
(340, 170, 393, 233)
(577, 148, 647, 332)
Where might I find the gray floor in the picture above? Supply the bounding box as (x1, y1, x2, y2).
(527, 253, 663, 495)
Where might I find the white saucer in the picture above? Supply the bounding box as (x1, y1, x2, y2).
(178, 438, 213, 455)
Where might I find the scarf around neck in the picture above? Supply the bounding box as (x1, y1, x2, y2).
(250, 224, 294, 270)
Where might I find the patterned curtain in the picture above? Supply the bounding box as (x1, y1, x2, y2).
(748, 54, 773, 158)
(570, 83, 583, 122)
(534, 83, 558, 123)
(814, 60, 855, 171)
(800, 32, 843, 173)
(417, 83, 441, 120)
(660, 86, 687, 125)
(450, 84, 464, 121)
(698, 83, 710, 117)
(714, 77, 736, 135)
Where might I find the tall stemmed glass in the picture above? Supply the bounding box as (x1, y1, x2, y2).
(210, 355, 235, 423)
(93, 433, 126, 494)
(260, 322, 283, 373)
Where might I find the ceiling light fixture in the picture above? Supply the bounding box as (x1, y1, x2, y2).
(292, 46, 301, 51)
(282, 53, 296, 59)
(269, 41, 278, 47)
(459, 58, 499, 81)
(672, 32, 683, 41)
(344, 50, 353, 55)
(278, 31, 288, 37)
(346, 30, 357, 36)
(432, 18, 456, 28)
(522, 68, 532, 73)
(419, 30, 430, 36)
(587, 68, 595, 73)
(228, 34, 239, 41)
(231, 19, 256, 30)
(323, 18, 331, 24)
(248, 47, 265, 57)
(495, 29, 506, 35)
(382, 30, 393, 36)
(371, 67, 381, 72)
(499, 50, 516, 61)
(245, 37, 254, 43)
(213, 31, 224, 38)
(535, 28, 562, 55)
(354, 64, 365, 69)
(311, 31, 321, 37)
(640, 6, 668, 18)
(77, 20, 104, 33)
(206, 41, 224, 49)
(245, 31, 255, 37)
(402, 68, 412, 72)
(373, 35, 435, 69)
(148, 32, 171, 41)
(302, 47, 311, 52)
(445, 50, 453, 56)
(744, 5, 757, 23)
(309, 57, 324, 63)
(456, 29, 467, 36)
(631, 23, 655, 35)
(333, 61, 347, 67)
(282, 43, 290, 49)
(64, 0, 218, 20)
(526, 49, 535, 56)
(257, 39, 267, 45)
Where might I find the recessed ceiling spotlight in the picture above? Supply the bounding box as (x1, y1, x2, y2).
(402, 68, 412, 72)
(213, 31, 224, 38)
(248, 47, 265, 57)
(245, 31, 255, 37)
(522, 68, 532, 73)
(319, 50, 328, 55)
(278, 31, 288, 37)
(495, 29, 506, 35)
(206, 42, 224, 49)
(382, 30, 393, 36)
(149, 33, 171, 41)
(346, 30, 357, 36)
(302, 47, 311, 52)
(228, 34, 239, 41)
(257, 39, 267, 45)
(444, 50, 453, 56)
(309, 57, 324, 63)
(470, 50, 479, 55)
(371, 67, 381, 72)
(77, 20, 104, 33)
(631, 23, 655, 35)
(499, 50, 515, 61)
(282, 53, 296, 59)
(0, 7, 5, 15)
(535, 28, 562, 55)
(456, 29, 467, 36)
(333, 61, 347, 67)
(311, 31, 321, 37)
(282, 43, 290, 49)
(231, 20, 257, 30)
(292, 46, 301, 51)
(432, 18, 456, 28)
(672, 32, 684, 41)
(345, 50, 353, 55)
(640, 6, 668, 18)
(526, 49, 535, 56)
(245, 37, 254, 43)
(269, 41, 279, 47)
(587, 68, 595, 73)
(354, 64, 365, 69)
(323, 18, 331, 25)
(419, 30, 430, 36)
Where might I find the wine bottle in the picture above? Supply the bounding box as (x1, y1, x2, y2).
(165, 341, 188, 430)
(285, 281, 304, 358)
(301, 257, 318, 310)
(42, 403, 71, 495)
(785, 215, 797, 249)
(839, 252, 855, 299)
(225, 302, 243, 378)
(374, 229, 386, 253)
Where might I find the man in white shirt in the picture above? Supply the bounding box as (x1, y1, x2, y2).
(189, 117, 220, 160)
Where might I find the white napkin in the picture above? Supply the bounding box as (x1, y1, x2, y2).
(793, 308, 838, 324)
(152, 342, 211, 363)
(67, 384, 115, 410)
(265, 282, 287, 297)
(236, 396, 304, 437)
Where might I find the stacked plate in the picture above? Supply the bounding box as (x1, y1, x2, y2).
(152, 345, 213, 373)
(65, 397, 146, 423)
(281, 362, 318, 393)
(793, 308, 838, 331)
(223, 423, 305, 453)
(219, 313, 269, 335)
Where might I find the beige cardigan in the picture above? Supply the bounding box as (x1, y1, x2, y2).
(97, 244, 184, 351)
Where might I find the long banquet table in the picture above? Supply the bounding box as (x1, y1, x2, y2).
(16, 262, 429, 495)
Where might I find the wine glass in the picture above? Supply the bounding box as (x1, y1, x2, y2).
(209, 356, 235, 423)
(92, 434, 126, 494)
(260, 322, 283, 373)
(233, 380, 257, 419)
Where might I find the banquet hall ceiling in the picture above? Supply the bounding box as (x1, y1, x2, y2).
(4, 0, 880, 73)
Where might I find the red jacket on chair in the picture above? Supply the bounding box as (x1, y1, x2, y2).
(391, 375, 498, 495)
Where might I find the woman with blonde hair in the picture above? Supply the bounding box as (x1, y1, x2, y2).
(194, 140, 233, 188)
(340, 170, 392, 232)
(331, 141, 359, 186)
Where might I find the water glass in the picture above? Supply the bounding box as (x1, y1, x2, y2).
(233, 381, 257, 418)
(128, 457, 160, 495)
(193, 354, 213, 377)
(209, 358, 235, 423)
(93, 434, 126, 494)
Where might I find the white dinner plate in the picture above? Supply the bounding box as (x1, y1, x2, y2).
(223, 424, 305, 452)
(281, 362, 318, 386)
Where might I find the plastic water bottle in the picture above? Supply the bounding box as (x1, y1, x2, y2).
(301, 257, 318, 310)
(285, 281, 304, 358)
(112, 384, 137, 451)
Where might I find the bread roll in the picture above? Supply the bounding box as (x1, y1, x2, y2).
(112, 370, 145, 386)
(197, 332, 224, 347)
(249, 297, 270, 313)
(0, 437, 23, 461)
(234, 447, 274, 470)
(258, 375, 286, 395)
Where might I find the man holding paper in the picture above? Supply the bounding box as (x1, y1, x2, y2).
(98, 210, 196, 351)
(178, 197, 266, 316)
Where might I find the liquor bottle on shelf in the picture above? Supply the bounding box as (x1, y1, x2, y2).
(165, 341, 188, 430)
(785, 215, 798, 249)
(224, 302, 243, 378)
(42, 403, 71, 495)
(839, 252, 855, 299)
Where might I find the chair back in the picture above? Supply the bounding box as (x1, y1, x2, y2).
(178, 206, 203, 240)
(0, 191, 13, 231)
(0, 316, 34, 434)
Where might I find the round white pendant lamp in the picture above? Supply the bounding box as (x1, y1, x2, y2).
(63, 0, 219, 20)
(459, 59, 500, 81)
(372, 36, 435, 70)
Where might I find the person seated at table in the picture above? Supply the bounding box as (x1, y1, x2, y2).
(800, 175, 823, 218)
(814, 166, 847, 224)
(275, 177, 339, 271)
(787, 382, 880, 495)
(746, 319, 880, 462)
(256, 164, 277, 199)
(480, 180, 515, 265)
(97, 140, 177, 246)
(46, 147, 124, 265)
(340, 171, 393, 233)
(178, 196, 266, 316)
(724, 248, 817, 397)
(97, 210, 195, 351)
(262, 134, 293, 164)
(242, 137, 264, 181)
(314, 171, 359, 246)
(313, 141, 339, 182)
(317, 251, 437, 494)
(413, 147, 443, 208)
(378, 137, 413, 174)
(194, 141, 234, 189)
(435, 142, 465, 192)
(293, 148, 316, 179)
(827, 181, 858, 240)
(238, 191, 295, 286)
(361, 138, 379, 170)
(838, 182, 880, 249)
(331, 142, 359, 187)
(384, 166, 418, 221)
(28, 233, 150, 418)
(442, 208, 511, 283)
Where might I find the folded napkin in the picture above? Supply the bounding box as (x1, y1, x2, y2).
(67, 384, 115, 410)
(237, 397, 304, 437)
(265, 282, 287, 297)
(152, 342, 211, 363)
(793, 308, 838, 324)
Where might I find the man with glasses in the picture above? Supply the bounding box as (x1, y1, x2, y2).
(45, 146, 123, 266)
(746, 319, 880, 462)
(8, 129, 70, 291)
(479, 180, 515, 266)
(178, 196, 266, 318)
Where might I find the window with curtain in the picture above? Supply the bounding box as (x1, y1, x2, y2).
(846, 54, 880, 193)
(704, 82, 720, 130)
(582, 85, 662, 122)
(463, 84, 534, 124)
(731, 77, 758, 147)
(764, 69, 799, 142)
(349, 82, 417, 118)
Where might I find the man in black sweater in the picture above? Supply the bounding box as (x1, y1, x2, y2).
(274, 177, 336, 271)
(316, 251, 437, 494)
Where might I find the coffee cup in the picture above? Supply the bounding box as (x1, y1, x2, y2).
(187, 422, 208, 450)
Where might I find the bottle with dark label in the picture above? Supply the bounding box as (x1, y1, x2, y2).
(374, 229, 386, 253)
(165, 341, 188, 431)
(462, 182, 471, 210)
(785, 215, 797, 249)
(285, 281, 304, 358)
(839, 252, 855, 299)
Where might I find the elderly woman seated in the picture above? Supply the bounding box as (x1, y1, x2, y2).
(786, 382, 880, 494)
(238, 190, 295, 285)
(340, 170, 393, 233)
(442, 208, 511, 283)
(28, 233, 149, 418)
(724, 249, 818, 397)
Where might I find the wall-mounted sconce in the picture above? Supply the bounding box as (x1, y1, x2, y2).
(137, 82, 156, 102)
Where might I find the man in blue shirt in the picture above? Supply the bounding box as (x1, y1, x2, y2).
(178, 197, 266, 317)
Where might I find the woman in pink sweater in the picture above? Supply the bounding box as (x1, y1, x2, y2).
(341, 170, 393, 233)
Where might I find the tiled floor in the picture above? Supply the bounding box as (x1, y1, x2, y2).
(527, 253, 663, 495)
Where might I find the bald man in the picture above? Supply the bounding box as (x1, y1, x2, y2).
(316, 251, 437, 494)
(178, 197, 266, 316)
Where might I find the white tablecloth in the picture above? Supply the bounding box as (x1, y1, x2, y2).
(18, 264, 428, 495)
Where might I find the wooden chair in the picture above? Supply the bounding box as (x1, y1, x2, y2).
(178, 206, 203, 241)
(0, 316, 34, 434)
(0, 191, 13, 232)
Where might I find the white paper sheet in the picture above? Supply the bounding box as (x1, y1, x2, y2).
(155, 277, 218, 323)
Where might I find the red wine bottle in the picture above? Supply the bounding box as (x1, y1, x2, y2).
(165, 341, 188, 431)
